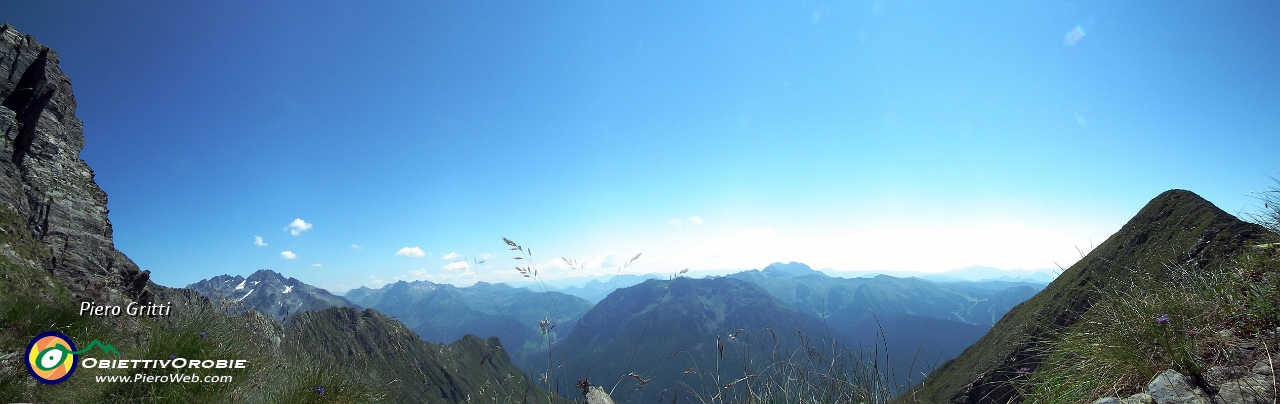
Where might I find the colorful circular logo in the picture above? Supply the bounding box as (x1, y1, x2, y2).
(25, 331, 78, 384)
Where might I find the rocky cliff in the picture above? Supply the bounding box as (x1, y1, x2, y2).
(0, 23, 151, 305)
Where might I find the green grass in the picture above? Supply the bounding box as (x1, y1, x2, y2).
(1010, 183, 1280, 404)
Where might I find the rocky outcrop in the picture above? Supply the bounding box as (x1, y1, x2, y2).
(585, 386, 615, 404)
(1146, 370, 1212, 404)
(1092, 365, 1276, 404)
(0, 24, 151, 304)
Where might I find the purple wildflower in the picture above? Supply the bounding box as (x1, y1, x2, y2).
(316, 386, 325, 395)
(1016, 367, 1030, 375)
(1155, 314, 1170, 325)
(199, 332, 207, 339)
(169, 354, 176, 360)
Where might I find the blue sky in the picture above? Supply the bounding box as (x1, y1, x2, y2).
(6, 1, 1278, 292)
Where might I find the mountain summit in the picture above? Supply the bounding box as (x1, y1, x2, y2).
(914, 189, 1273, 403)
(187, 269, 356, 324)
(760, 261, 829, 278)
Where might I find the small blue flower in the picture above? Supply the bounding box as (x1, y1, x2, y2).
(199, 332, 207, 339)
(1016, 367, 1030, 375)
(1155, 314, 1170, 325)
(316, 386, 326, 395)
(169, 354, 176, 360)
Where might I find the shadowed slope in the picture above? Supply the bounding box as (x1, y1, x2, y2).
(286, 307, 564, 403)
(553, 277, 842, 403)
(910, 190, 1272, 403)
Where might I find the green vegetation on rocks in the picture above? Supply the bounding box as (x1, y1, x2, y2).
(907, 189, 1280, 404)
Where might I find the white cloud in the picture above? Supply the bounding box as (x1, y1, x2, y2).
(478, 253, 494, 260)
(287, 218, 313, 236)
(441, 252, 460, 260)
(350, 244, 363, 250)
(280, 251, 297, 260)
(1064, 24, 1086, 46)
(253, 236, 267, 247)
(668, 219, 683, 227)
(409, 269, 429, 279)
(687, 216, 703, 225)
(396, 247, 426, 258)
(442, 261, 470, 272)
(311, 263, 322, 268)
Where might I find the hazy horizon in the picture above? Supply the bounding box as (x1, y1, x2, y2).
(6, 2, 1278, 292)
(193, 262, 1060, 293)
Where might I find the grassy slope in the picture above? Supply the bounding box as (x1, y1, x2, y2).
(907, 189, 1274, 404)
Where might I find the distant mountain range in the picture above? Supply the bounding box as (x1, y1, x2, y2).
(730, 262, 1044, 328)
(539, 274, 663, 303)
(534, 263, 1042, 401)
(551, 276, 840, 403)
(820, 265, 1058, 283)
(512, 265, 1052, 305)
(182, 262, 1044, 400)
(186, 269, 357, 324)
(180, 259, 1047, 400)
(345, 280, 594, 359)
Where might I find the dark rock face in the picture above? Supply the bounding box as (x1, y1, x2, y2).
(0, 24, 150, 305)
(187, 269, 358, 324)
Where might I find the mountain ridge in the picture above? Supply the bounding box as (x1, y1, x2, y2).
(554, 276, 843, 403)
(913, 189, 1275, 403)
(186, 269, 357, 324)
(345, 278, 594, 359)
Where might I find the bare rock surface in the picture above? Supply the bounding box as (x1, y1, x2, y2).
(1148, 369, 1211, 404)
(1205, 359, 1277, 404)
(585, 386, 615, 404)
(1094, 365, 1277, 404)
(0, 23, 150, 304)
